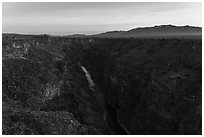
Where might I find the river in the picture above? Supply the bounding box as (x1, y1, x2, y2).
(79, 63, 130, 135)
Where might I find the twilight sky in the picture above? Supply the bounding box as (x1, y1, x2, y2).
(2, 2, 202, 35)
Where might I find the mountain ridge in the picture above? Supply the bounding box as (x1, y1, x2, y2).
(3, 24, 202, 38)
(93, 25, 202, 38)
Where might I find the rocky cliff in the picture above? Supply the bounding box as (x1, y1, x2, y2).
(2, 34, 202, 134)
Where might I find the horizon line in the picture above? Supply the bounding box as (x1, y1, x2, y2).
(2, 24, 202, 36)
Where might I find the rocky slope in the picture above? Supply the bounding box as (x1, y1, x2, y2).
(2, 33, 202, 134)
(80, 38, 202, 134)
(2, 35, 111, 134)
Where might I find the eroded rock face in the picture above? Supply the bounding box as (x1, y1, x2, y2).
(3, 34, 202, 135)
(2, 35, 110, 135)
(44, 82, 62, 99)
(80, 38, 202, 135)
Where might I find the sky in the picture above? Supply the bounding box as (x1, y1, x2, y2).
(2, 2, 202, 35)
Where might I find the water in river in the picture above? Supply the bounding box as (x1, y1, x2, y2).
(79, 63, 129, 135)
(79, 63, 95, 86)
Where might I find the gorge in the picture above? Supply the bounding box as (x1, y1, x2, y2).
(80, 63, 129, 135)
(2, 32, 202, 135)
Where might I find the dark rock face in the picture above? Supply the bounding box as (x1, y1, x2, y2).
(2, 35, 110, 135)
(80, 38, 202, 135)
(2, 34, 202, 135)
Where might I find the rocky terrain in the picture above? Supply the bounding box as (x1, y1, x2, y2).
(2, 34, 110, 134)
(80, 38, 202, 134)
(2, 26, 202, 135)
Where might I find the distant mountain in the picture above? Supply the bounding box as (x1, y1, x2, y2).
(92, 25, 202, 38)
(3, 25, 202, 39)
(61, 34, 88, 38)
